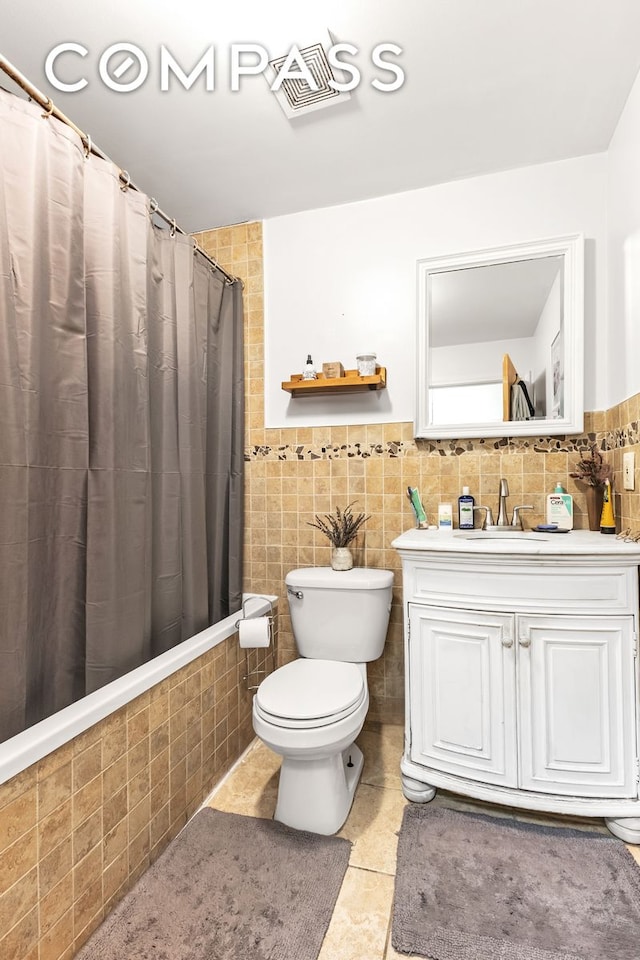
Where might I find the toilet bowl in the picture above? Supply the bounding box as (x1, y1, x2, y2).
(252, 567, 393, 835)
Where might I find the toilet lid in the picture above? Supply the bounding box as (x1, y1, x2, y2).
(255, 659, 365, 728)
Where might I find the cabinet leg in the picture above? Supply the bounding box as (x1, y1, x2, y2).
(402, 773, 436, 803)
(604, 817, 640, 844)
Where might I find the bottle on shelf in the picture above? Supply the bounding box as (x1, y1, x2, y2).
(302, 354, 317, 380)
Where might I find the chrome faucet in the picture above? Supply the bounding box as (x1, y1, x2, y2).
(496, 478, 510, 526)
(472, 478, 534, 530)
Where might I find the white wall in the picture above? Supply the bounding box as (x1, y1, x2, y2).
(431, 336, 535, 387)
(264, 154, 607, 428)
(607, 67, 640, 408)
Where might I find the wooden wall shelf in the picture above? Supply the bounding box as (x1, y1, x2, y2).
(282, 366, 387, 398)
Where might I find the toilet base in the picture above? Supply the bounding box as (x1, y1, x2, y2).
(275, 743, 364, 835)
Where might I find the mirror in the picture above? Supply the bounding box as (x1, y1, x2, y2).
(415, 234, 584, 439)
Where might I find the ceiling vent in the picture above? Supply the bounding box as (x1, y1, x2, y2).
(266, 34, 351, 119)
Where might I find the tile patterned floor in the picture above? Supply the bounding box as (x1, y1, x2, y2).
(205, 722, 640, 960)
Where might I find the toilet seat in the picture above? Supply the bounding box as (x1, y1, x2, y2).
(255, 659, 365, 729)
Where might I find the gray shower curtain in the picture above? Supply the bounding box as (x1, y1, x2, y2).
(0, 88, 244, 742)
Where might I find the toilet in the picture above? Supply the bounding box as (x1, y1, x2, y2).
(252, 566, 393, 835)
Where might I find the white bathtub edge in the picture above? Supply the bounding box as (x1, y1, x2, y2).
(0, 594, 277, 785)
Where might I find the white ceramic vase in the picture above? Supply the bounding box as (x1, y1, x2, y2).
(331, 547, 353, 571)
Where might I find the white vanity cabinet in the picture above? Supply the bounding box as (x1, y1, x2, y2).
(392, 529, 640, 842)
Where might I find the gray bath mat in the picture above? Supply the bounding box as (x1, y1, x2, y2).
(76, 807, 350, 960)
(392, 804, 640, 960)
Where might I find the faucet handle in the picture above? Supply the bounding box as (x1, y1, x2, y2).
(511, 505, 534, 530)
(473, 505, 494, 529)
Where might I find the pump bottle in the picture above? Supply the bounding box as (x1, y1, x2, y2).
(458, 486, 475, 529)
(546, 482, 573, 530)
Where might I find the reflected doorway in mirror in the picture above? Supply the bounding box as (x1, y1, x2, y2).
(551, 329, 564, 418)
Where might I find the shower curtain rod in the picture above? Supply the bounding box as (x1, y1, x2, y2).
(0, 53, 239, 286)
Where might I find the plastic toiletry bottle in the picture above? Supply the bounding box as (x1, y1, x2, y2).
(546, 482, 573, 530)
(600, 479, 616, 534)
(302, 354, 317, 380)
(407, 487, 427, 527)
(458, 486, 475, 529)
(438, 503, 453, 531)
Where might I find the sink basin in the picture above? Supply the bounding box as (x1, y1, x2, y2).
(455, 529, 549, 541)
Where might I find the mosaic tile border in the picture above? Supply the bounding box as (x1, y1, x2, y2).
(246, 432, 610, 462)
(244, 417, 639, 462)
(608, 420, 640, 449)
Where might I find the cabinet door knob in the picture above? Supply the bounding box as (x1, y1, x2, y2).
(519, 636, 531, 648)
(501, 635, 514, 648)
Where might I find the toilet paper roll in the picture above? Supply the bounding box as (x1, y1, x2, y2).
(238, 616, 271, 648)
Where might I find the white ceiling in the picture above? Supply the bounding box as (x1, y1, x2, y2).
(2, 0, 640, 232)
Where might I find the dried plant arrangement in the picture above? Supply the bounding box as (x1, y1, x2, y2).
(570, 444, 613, 488)
(307, 501, 370, 548)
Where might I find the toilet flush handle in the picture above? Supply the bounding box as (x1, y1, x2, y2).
(287, 587, 303, 600)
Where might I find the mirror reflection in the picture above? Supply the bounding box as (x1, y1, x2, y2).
(415, 235, 584, 439)
(429, 256, 563, 425)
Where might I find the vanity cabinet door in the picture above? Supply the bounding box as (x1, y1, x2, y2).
(517, 616, 638, 798)
(408, 604, 518, 787)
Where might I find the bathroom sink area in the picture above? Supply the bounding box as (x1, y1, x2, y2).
(454, 529, 549, 540)
(391, 527, 640, 558)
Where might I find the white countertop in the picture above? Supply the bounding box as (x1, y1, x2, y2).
(392, 527, 640, 561)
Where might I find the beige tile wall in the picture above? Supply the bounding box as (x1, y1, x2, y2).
(0, 631, 271, 960)
(197, 221, 640, 726)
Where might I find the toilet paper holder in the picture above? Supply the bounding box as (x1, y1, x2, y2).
(235, 596, 276, 691)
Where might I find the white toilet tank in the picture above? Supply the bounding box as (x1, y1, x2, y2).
(285, 567, 393, 662)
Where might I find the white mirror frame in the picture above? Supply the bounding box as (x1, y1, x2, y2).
(415, 234, 584, 439)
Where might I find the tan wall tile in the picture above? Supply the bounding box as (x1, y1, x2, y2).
(72, 742, 103, 793)
(39, 870, 73, 935)
(0, 866, 38, 936)
(127, 740, 150, 783)
(72, 877, 103, 949)
(39, 764, 72, 821)
(103, 786, 127, 838)
(101, 715, 127, 768)
(39, 800, 73, 868)
(73, 844, 102, 903)
(103, 816, 128, 870)
(127, 707, 150, 748)
(128, 795, 151, 842)
(72, 808, 102, 865)
(0, 903, 39, 959)
(0, 828, 37, 896)
(72, 776, 102, 828)
(0, 786, 36, 851)
(102, 753, 127, 802)
(39, 907, 74, 960)
(102, 848, 127, 907)
(0, 768, 37, 813)
(39, 836, 72, 901)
